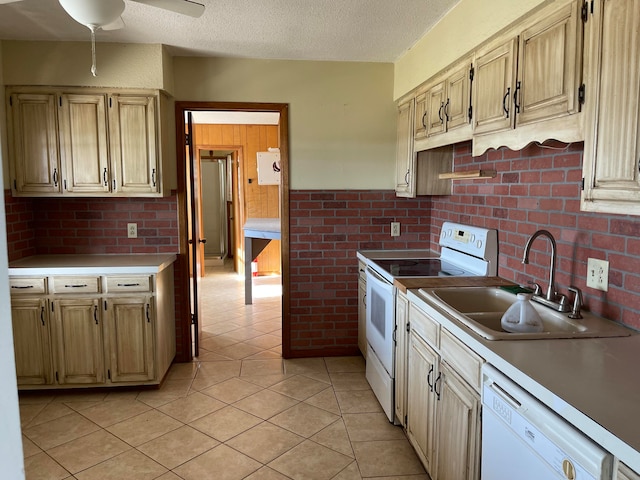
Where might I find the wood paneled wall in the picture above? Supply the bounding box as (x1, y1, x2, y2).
(193, 123, 281, 275)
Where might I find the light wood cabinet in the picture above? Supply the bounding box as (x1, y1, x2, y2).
(615, 461, 640, 480)
(414, 91, 428, 140)
(405, 302, 482, 480)
(395, 98, 415, 196)
(581, 0, 640, 215)
(51, 297, 105, 384)
(394, 289, 409, 427)
(426, 61, 472, 139)
(472, 0, 583, 155)
(9, 263, 175, 390)
(6, 87, 167, 197)
(7, 93, 62, 195)
(357, 260, 367, 357)
(10, 297, 53, 385)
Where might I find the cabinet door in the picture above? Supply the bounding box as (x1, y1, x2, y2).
(109, 95, 160, 195)
(395, 98, 416, 197)
(426, 80, 447, 137)
(406, 330, 438, 471)
(394, 290, 409, 427)
(52, 298, 105, 384)
(11, 298, 54, 385)
(446, 62, 472, 132)
(473, 38, 518, 135)
(8, 93, 62, 195)
(105, 296, 155, 383)
(517, 1, 582, 126)
(435, 362, 481, 480)
(616, 461, 640, 480)
(414, 91, 428, 140)
(582, 0, 640, 214)
(59, 94, 110, 194)
(357, 264, 367, 357)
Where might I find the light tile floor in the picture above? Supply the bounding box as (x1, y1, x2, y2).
(20, 261, 429, 480)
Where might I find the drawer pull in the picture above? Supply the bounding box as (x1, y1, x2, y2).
(11, 285, 34, 289)
(65, 284, 88, 288)
(117, 283, 141, 287)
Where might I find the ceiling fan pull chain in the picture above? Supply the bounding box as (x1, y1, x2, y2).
(90, 25, 97, 77)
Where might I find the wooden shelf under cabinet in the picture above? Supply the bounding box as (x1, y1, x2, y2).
(438, 170, 497, 180)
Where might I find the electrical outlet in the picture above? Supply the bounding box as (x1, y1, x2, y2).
(391, 222, 401, 237)
(586, 258, 609, 291)
(127, 223, 138, 239)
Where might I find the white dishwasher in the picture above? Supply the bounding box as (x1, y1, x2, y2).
(481, 364, 613, 480)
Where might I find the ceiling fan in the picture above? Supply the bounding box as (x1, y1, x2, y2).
(0, 0, 205, 76)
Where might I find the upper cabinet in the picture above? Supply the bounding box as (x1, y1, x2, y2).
(473, 0, 584, 154)
(7, 87, 169, 197)
(581, 0, 640, 215)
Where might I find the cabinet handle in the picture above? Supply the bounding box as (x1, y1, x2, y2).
(362, 293, 366, 307)
(53, 168, 58, 187)
(404, 169, 410, 185)
(502, 87, 511, 118)
(146, 303, 150, 323)
(421, 111, 427, 129)
(117, 283, 140, 287)
(40, 306, 45, 326)
(444, 98, 450, 122)
(103, 168, 108, 186)
(93, 305, 98, 325)
(434, 372, 442, 400)
(11, 285, 33, 289)
(113, 179, 116, 191)
(514, 81, 521, 114)
(427, 365, 434, 392)
(152, 168, 156, 187)
(438, 102, 444, 124)
(64, 284, 87, 288)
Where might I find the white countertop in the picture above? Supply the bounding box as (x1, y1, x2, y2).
(407, 288, 640, 472)
(8, 254, 177, 276)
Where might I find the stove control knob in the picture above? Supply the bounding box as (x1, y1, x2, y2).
(445, 229, 452, 237)
(476, 240, 483, 249)
(469, 234, 475, 243)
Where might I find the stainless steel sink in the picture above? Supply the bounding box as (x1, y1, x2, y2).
(418, 286, 633, 340)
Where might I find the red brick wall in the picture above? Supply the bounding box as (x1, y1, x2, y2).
(431, 141, 640, 331)
(288, 190, 433, 354)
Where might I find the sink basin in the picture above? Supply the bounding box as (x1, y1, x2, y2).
(419, 286, 633, 340)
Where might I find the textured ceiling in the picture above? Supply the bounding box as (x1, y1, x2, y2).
(0, 0, 459, 62)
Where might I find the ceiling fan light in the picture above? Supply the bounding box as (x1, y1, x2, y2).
(58, 0, 125, 28)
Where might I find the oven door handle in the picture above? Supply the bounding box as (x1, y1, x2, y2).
(366, 266, 394, 289)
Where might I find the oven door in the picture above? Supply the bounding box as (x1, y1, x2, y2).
(365, 266, 395, 375)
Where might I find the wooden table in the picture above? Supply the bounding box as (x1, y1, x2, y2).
(243, 218, 281, 304)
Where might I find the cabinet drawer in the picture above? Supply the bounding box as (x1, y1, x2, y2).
(409, 303, 440, 348)
(441, 328, 484, 391)
(105, 276, 152, 293)
(9, 277, 46, 295)
(50, 276, 100, 294)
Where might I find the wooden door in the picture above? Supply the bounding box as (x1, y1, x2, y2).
(446, 62, 472, 131)
(109, 95, 159, 195)
(414, 91, 428, 139)
(104, 296, 154, 382)
(395, 98, 415, 196)
(406, 330, 438, 471)
(59, 93, 110, 194)
(11, 298, 53, 385)
(426, 80, 447, 137)
(435, 362, 481, 480)
(394, 290, 409, 427)
(51, 298, 105, 384)
(8, 93, 62, 195)
(517, 1, 582, 126)
(582, 0, 640, 214)
(473, 38, 518, 135)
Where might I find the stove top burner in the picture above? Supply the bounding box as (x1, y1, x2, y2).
(372, 258, 470, 277)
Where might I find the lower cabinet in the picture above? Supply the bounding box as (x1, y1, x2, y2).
(616, 461, 640, 480)
(9, 265, 175, 389)
(394, 289, 409, 426)
(405, 301, 482, 480)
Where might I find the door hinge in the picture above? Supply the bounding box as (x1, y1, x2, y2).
(109, 97, 112, 108)
(55, 371, 59, 382)
(406, 321, 410, 333)
(107, 369, 111, 380)
(469, 66, 474, 81)
(404, 414, 408, 425)
(578, 84, 586, 105)
(59, 96, 62, 107)
(13, 179, 16, 190)
(581, 177, 585, 191)
(581, 1, 589, 22)
(191, 314, 196, 325)
(468, 105, 473, 123)
(185, 133, 192, 146)
(8, 96, 12, 107)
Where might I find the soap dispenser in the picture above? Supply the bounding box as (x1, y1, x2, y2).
(501, 293, 544, 333)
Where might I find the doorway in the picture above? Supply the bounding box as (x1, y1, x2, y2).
(175, 102, 291, 362)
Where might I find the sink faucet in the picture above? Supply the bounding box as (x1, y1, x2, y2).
(522, 230, 557, 302)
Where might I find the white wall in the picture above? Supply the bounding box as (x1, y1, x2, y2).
(394, 0, 551, 99)
(0, 41, 26, 480)
(173, 57, 397, 190)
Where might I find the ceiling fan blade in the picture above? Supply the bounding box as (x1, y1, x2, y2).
(0, 0, 24, 4)
(132, 0, 204, 18)
(102, 16, 125, 30)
